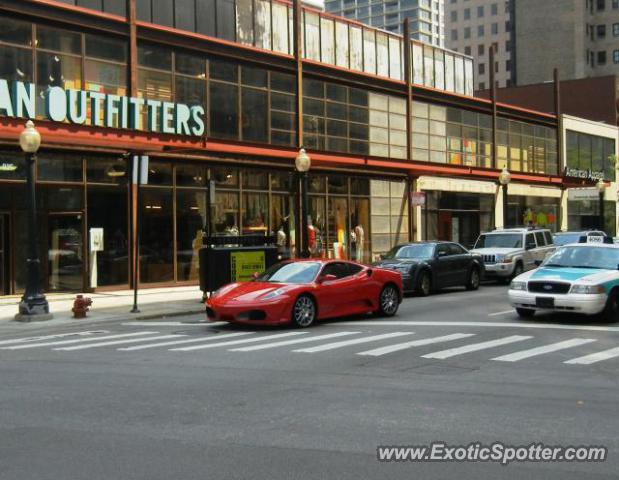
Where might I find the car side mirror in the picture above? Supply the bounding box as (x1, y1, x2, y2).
(366, 269, 373, 277)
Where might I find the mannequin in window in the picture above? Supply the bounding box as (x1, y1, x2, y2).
(189, 229, 204, 280)
(307, 219, 317, 256)
(350, 215, 358, 261)
(354, 222, 365, 263)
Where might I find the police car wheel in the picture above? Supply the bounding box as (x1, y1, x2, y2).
(516, 308, 535, 318)
(601, 290, 619, 323)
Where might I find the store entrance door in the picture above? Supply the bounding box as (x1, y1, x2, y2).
(438, 211, 480, 249)
(0, 213, 8, 295)
(47, 213, 84, 292)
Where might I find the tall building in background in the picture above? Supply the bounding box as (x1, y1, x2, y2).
(445, 0, 515, 90)
(515, 0, 619, 85)
(325, 0, 445, 47)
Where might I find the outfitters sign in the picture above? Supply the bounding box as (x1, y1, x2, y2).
(0, 79, 206, 137)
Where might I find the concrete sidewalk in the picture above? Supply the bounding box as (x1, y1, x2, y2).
(0, 286, 206, 328)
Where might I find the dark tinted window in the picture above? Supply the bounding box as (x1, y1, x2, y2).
(0, 16, 32, 45)
(209, 82, 239, 139)
(525, 233, 536, 248)
(321, 262, 351, 279)
(534, 232, 545, 247)
(196, 0, 216, 36)
(210, 59, 238, 82)
(138, 43, 172, 70)
(543, 231, 553, 245)
(242, 88, 268, 142)
(152, 0, 174, 26)
(347, 263, 363, 275)
(436, 244, 451, 256)
(449, 243, 467, 255)
(37, 26, 81, 54)
(176, 53, 206, 76)
(175, 0, 196, 31)
(85, 34, 127, 62)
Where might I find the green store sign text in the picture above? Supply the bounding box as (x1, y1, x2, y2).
(0, 79, 205, 137)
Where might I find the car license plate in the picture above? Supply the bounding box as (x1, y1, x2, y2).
(536, 297, 554, 308)
(588, 236, 604, 243)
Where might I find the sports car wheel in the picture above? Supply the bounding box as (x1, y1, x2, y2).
(416, 271, 431, 297)
(601, 290, 619, 323)
(466, 267, 480, 291)
(292, 295, 316, 328)
(378, 285, 400, 317)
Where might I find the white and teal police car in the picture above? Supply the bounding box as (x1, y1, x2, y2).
(508, 242, 619, 321)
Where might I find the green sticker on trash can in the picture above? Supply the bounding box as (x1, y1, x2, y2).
(230, 251, 265, 282)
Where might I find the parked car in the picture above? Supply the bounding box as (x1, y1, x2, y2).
(553, 230, 607, 246)
(508, 240, 619, 321)
(471, 227, 555, 283)
(373, 241, 484, 296)
(205, 259, 403, 328)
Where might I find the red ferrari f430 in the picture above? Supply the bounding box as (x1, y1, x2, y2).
(205, 259, 403, 327)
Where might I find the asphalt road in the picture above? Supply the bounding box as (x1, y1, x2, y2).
(1, 283, 619, 480)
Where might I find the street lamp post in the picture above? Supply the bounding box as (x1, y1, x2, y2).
(597, 179, 607, 233)
(15, 121, 52, 322)
(295, 148, 311, 258)
(499, 167, 511, 229)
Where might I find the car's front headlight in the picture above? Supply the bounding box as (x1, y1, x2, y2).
(499, 254, 515, 264)
(570, 284, 605, 294)
(510, 280, 527, 291)
(262, 288, 286, 300)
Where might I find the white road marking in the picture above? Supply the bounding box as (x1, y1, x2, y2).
(565, 346, 619, 365)
(118, 332, 254, 351)
(170, 332, 306, 351)
(229, 331, 360, 352)
(356, 333, 476, 357)
(327, 321, 619, 333)
(121, 322, 223, 327)
(2, 331, 160, 350)
(55, 334, 185, 351)
(492, 338, 597, 362)
(488, 309, 516, 317)
(0, 331, 108, 346)
(422, 335, 532, 359)
(293, 332, 414, 353)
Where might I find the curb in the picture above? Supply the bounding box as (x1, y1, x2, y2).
(129, 309, 205, 321)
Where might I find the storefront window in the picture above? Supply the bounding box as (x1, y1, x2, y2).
(176, 164, 207, 187)
(86, 157, 128, 184)
(423, 192, 494, 248)
(506, 196, 560, 232)
(566, 131, 615, 180)
(88, 186, 129, 286)
(213, 191, 240, 235)
(242, 193, 269, 235)
(38, 154, 83, 182)
(568, 200, 617, 237)
(176, 190, 206, 281)
(140, 189, 174, 283)
(0, 152, 25, 180)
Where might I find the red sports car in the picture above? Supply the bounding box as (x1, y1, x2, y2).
(205, 259, 403, 327)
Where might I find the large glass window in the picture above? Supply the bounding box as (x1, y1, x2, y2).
(176, 190, 207, 281)
(566, 130, 615, 180)
(140, 189, 174, 283)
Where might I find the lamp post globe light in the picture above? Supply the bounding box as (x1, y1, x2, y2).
(15, 120, 52, 322)
(498, 168, 511, 229)
(295, 148, 311, 258)
(596, 179, 607, 233)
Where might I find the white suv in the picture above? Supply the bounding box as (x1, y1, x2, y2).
(471, 228, 555, 283)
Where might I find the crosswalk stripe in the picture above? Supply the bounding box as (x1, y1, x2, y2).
(422, 335, 532, 360)
(118, 332, 255, 351)
(229, 331, 360, 352)
(492, 338, 597, 362)
(292, 332, 414, 353)
(2, 331, 160, 350)
(564, 346, 619, 365)
(54, 334, 185, 351)
(0, 330, 108, 347)
(356, 333, 476, 357)
(169, 332, 306, 351)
